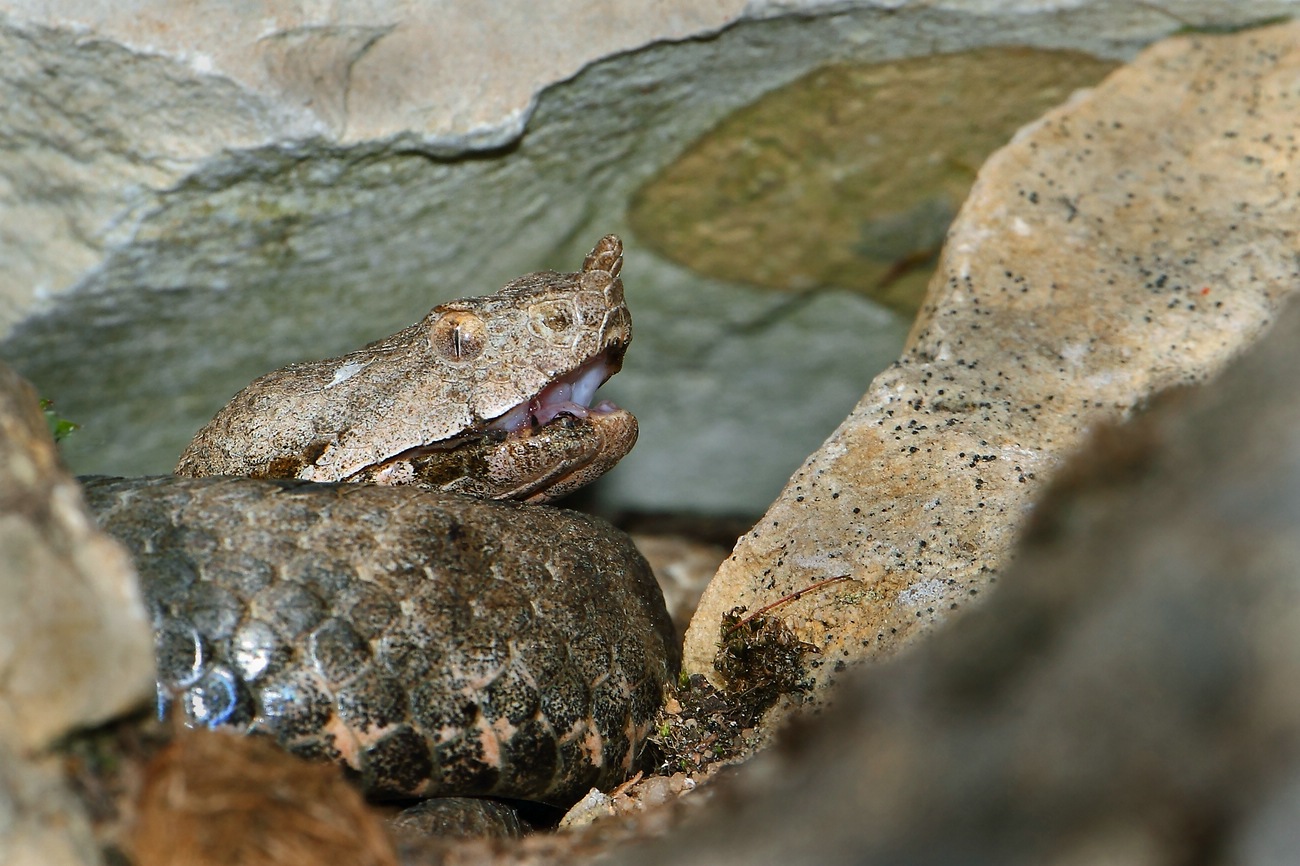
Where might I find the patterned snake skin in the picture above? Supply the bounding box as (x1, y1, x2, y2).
(84, 475, 679, 807)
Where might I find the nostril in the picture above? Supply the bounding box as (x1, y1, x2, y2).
(601, 306, 630, 338)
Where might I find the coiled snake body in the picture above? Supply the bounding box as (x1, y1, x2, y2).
(85, 237, 679, 807)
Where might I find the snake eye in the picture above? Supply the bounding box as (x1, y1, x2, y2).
(429, 310, 487, 362)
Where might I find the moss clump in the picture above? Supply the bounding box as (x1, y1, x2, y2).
(714, 607, 819, 724)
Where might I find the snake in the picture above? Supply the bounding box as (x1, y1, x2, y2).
(81, 236, 679, 808)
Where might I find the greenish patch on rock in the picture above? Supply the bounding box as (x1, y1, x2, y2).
(629, 48, 1118, 315)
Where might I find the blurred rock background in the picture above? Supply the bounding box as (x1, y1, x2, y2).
(7, 0, 1291, 517)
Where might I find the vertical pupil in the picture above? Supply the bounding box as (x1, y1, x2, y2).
(432, 311, 484, 361)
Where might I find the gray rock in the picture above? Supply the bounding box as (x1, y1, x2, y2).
(6, 2, 1298, 516)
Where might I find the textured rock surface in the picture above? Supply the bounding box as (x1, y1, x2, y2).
(609, 292, 1300, 866)
(6, 1, 1298, 516)
(1, 2, 744, 149)
(0, 746, 102, 866)
(629, 48, 1120, 315)
(683, 20, 1300, 688)
(0, 364, 153, 750)
(0, 364, 152, 866)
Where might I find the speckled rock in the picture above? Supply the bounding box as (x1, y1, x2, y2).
(6, 1, 1299, 519)
(609, 282, 1300, 866)
(683, 21, 1300, 694)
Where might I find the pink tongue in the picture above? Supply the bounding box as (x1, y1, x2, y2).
(533, 382, 587, 425)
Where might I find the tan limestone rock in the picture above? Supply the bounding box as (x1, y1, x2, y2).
(0, 746, 102, 866)
(0, 364, 153, 750)
(0, 364, 153, 864)
(613, 272, 1300, 866)
(683, 21, 1300, 693)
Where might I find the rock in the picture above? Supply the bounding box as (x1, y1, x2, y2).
(559, 789, 615, 830)
(0, 746, 102, 866)
(683, 19, 1300, 692)
(0, 365, 153, 866)
(631, 532, 730, 640)
(629, 47, 1120, 315)
(5, 2, 1295, 517)
(133, 729, 397, 866)
(603, 249, 1300, 865)
(0, 364, 153, 751)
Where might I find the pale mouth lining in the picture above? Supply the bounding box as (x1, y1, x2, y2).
(485, 351, 623, 435)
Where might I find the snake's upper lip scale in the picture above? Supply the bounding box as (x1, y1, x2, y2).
(485, 348, 624, 434)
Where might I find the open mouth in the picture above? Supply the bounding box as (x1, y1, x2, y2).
(348, 346, 635, 497)
(486, 350, 624, 434)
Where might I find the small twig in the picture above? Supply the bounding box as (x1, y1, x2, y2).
(609, 771, 643, 798)
(724, 575, 852, 636)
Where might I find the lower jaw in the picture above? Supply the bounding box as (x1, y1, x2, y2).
(350, 408, 638, 502)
